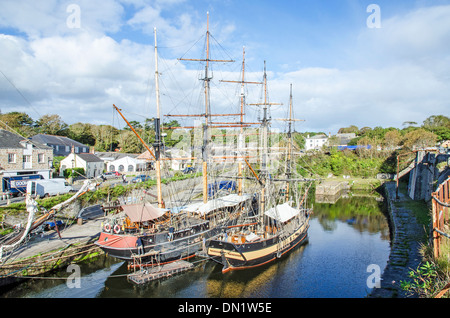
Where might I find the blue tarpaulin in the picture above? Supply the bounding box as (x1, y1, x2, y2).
(337, 145, 372, 151)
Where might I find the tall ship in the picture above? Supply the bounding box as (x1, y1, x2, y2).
(206, 68, 313, 273)
(95, 14, 258, 268)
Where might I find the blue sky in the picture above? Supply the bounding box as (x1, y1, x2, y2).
(0, 0, 449, 134)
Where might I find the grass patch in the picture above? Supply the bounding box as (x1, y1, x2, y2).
(394, 182, 431, 227)
(436, 238, 450, 273)
(399, 200, 431, 228)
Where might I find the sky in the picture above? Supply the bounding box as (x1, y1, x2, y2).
(0, 0, 449, 135)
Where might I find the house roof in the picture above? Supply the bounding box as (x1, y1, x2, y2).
(31, 134, 88, 148)
(306, 134, 328, 140)
(0, 129, 51, 149)
(95, 152, 139, 161)
(77, 153, 103, 162)
(137, 150, 154, 160)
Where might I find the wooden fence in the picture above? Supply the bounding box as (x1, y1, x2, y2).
(431, 176, 450, 259)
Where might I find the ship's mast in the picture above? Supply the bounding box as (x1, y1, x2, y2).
(111, 29, 164, 209)
(276, 84, 304, 203)
(261, 62, 269, 217)
(154, 28, 163, 208)
(220, 47, 262, 195)
(249, 61, 282, 218)
(286, 84, 293, 202)
(178, 12, 234, 203)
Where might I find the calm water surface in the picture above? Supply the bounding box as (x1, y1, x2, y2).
(2, 195, 390, 298)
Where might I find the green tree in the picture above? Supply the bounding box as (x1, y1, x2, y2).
(92, 124, 119, 151)
(402, 128, 438, 150)
(0, 111, 36, 137)
(402, 121, 418, 128)
(338, 125, 359, 134)
(383, 129, 401, 150)
(123, 120, 142, 131)
(68, 122, 96, 145)
(422, 115, 450, 142)
(163, 120, 182, 147)
(36, 114, 68, 135)
(117, 130, 145, 153)
(422, 115, 450, 129)
(291, 132, 305, 149)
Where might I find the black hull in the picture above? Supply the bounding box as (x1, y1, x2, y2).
(96, 224, 223, 265)
(96, 196, 258, 267)
(207, 223, 309, 272)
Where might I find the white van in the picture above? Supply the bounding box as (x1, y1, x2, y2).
(27, 179, 73, 198)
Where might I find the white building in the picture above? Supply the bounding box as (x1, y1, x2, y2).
(137, 148, 190, 171)
(305, 134, 328, 151)
(95, 152, 148, 173)
(60, 153, 104, 178)
(107, 155, 147, 173)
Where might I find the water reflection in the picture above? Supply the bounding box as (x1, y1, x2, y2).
(2, 193, 390, 298)
(314, 194, 390, 240)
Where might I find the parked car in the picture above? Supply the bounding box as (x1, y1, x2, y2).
(100, 171, 120, 180)
(132, 174, 151, 183)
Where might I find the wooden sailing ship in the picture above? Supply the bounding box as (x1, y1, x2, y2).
(206, 69, 313, 273)
(95, 14, 256, 268)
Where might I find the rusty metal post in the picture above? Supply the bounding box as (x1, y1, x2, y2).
(396, 154, 400, 200)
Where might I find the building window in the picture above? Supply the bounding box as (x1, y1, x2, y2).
(118, 165, 124, 172)
(23, 155, 31, 163)
(109, 165, 115, 171)
(65, 146, 70, 152)
(38, 153, 44, 163)
(75, 147, 79, 153)
(128, 165, 133, 172)
(8, 153, 16, 163)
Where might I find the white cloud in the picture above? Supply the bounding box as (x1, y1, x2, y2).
(0, 31, 154, 121)
(1, 1, 449, 135)
(0, 0, 124, 38)
(265, 4, 450, 133)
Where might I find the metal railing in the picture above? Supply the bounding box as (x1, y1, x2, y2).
(431, 176, 450, 258)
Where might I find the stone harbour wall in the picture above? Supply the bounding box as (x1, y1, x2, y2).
(369, 182, 425, 298)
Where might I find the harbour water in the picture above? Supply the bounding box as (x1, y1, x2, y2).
(1, 194, 390, 298)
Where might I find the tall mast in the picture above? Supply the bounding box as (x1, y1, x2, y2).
(203, 12, 211, 204)
(286, 84, 293, 202)
(178, 12, 234, 203)
(238, 47, 245, 195)
(154, 28, 163, 208)
(248, 62, 282, 224)
(274, 84, 304, 202)
(220, 47, 262, 196)
(261, 61, 269, 217)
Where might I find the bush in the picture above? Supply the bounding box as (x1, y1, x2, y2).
(297, 149, 387, 178)
(64, 168, 85, 178)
